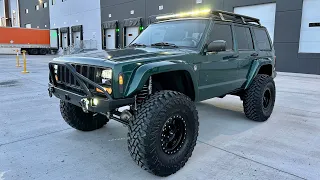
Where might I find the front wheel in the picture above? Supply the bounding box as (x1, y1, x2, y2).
(243, 74, 276, 122)
(60, 101, 108, 131)
(127, 91, 199, 177)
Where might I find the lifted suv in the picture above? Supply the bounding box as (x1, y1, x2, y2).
(48, 10, 276, 176)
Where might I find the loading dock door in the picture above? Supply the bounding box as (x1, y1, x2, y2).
(126, 27, 139, 46)
(50, 29, 59, 49)
(299, 0, 320, 53)
(73, 31, 81, 48)
(234, 3, 276, 42)
(105, 29, 116, 49)
(62, 32, 69, 48)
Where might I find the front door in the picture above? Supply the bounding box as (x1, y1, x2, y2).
(198, 23, 240, 101)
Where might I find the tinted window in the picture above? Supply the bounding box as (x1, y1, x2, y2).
(254, 28, 272, 50)
(208, 24, 233, 50)
(131, 20, 208, 48)
(234, 26, 254, 50)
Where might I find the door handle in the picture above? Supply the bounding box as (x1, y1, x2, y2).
(251, 53, 259, 57)
(223, 54, 239, 60)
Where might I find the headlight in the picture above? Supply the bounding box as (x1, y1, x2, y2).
(101, 69, 112, 79)
(54, 65, 58, 74)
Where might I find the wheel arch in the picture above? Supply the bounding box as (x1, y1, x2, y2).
(124, 61, 198, 101)
(244, 58, 274, 89)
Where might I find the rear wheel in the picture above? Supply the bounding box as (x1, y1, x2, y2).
(243, 74, 276, 122)
(39, 48, 47, 55)
(28, 49, 39, 55)
(128, 91, 199, 176)
(60, 101, 108, 131)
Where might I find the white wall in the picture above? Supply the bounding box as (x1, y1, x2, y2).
(0, 0, 6, 26)
(9, 0, 19, 27)
(299, 0, 320, 53)
(234, 3, 276, 42)
(49, 0, 102, 50)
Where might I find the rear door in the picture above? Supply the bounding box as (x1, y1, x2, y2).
(198, 22, 240, 100)
(233, 25, 257, 85)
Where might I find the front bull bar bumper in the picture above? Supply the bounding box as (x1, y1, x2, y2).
(48, 62, 134, 113)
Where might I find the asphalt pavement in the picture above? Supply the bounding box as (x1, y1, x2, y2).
(0, 55, 319, 180)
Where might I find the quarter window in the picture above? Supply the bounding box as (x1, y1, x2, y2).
(208, 24, 233, 50)
(253, 28, 272, 51)
(234, 26, 254, 50)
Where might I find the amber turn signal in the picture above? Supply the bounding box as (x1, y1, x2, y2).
(96, 87, 112, 94)
(119, 74, 124, 85)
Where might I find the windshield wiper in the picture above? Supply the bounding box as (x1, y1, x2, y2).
(151, 42, 178, 48)
(129, 43, 147, 47)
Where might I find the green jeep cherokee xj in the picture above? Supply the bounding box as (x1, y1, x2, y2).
(48, 10, 276, 176)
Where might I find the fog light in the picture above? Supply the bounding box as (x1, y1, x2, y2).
(92, 98, 99, 106)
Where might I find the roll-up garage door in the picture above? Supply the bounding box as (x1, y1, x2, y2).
(299, 0, 320, 53)
(234, 3, 276, 42)
(102, 20, 118, 49)
(105, 29, 116, 49)
(126, 27, 139, 46)
(123, 17, 142, 47)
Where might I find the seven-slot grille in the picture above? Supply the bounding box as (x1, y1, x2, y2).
(51, 64, 105, 92)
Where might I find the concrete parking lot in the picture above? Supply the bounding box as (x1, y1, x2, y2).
(0, 54, 319, 180)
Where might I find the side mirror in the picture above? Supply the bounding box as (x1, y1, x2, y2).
(207, 40, 227, 52)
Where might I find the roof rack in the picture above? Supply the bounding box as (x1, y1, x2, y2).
(155, 9, 261, 26)
(212, 10, 261, 26)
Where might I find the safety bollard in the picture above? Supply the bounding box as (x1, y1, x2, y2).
(21, 50, 29, 74)
(16, 50, 21, 67)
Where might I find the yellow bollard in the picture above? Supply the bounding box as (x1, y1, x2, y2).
(16, 50, 21, 67)
(21, 50, 29, 74)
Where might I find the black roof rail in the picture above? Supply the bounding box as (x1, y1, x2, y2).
(212, 10, 261, 26)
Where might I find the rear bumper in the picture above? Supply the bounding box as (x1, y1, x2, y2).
(48, 61, 134, 113)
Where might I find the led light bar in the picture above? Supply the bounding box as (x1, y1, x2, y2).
(156, 9, 211, 20)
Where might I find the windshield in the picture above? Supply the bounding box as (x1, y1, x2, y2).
(131, 19, 209, 48)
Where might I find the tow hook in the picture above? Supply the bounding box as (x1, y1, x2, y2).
(48, 86, 54, 97)
(80, 98, 90, 113)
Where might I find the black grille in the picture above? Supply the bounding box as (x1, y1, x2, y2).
(51, 64, 107, 92)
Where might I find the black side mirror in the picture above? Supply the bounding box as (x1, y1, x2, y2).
(207, 40, 227, 52)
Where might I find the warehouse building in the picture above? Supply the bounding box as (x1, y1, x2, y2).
(10, 0, 320, 74)
(18, 0, 50, 29)
(49, 0, 102, 51)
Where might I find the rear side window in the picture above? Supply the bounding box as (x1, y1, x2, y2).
(208, 24, 233, 50)
(234, 26, 254, 50)
(253, 28, 272, 51)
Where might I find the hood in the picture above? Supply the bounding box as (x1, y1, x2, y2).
(65, 47, 193, 62)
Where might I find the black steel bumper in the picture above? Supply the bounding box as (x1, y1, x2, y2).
(48, 62, 134, 113)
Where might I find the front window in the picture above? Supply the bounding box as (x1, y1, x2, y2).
(131, 19, 209, 48)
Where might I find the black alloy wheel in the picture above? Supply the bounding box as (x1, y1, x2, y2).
(160, 115, 187, 155)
